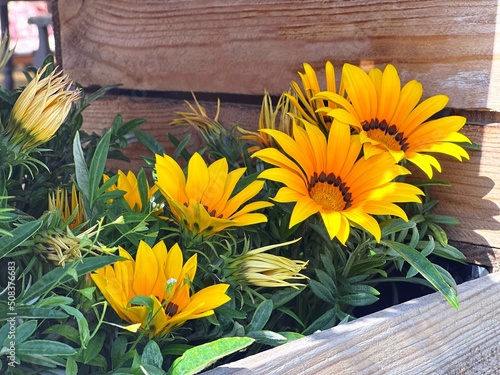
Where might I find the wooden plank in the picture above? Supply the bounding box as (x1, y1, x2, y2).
(422, 124, 500, 267)
(205, 272, 500, 375)
(80, 95, 260, 172)
(56, 0, 500, 110)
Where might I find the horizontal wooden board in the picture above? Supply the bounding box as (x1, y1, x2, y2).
(56, 0, 500, 110)
(78, 95, 500, 268)
(205, 272, 500, 375)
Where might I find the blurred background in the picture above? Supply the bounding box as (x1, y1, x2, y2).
(0, 0, 54, 88)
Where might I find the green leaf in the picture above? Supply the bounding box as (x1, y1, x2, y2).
(43, 324, 81, 345)
(308, 279, 336, 304)
(142, 340, 163, 369)
(315, 269, 338, 296)
(73, 132, 90, 207)
(37, 296, 73, 308)
(381, 218, 416, 237)
(2, 306, 68, 320)
(17, 340, 77, 357)
(278, 331, 304, 342)
(270, 287, 303, 308)
(128, 296, 154, 312)
(59, 305, 90, 348)
(82, 331, 105, 365)
(134, 129, 166, 155)
(301, 309, 337, 336)
(167, 337, 254, 375)
(88, 130, 112, 209)
(66, 357, 78, 375)
(382, 240, 459, 309)
(136, 168, 149, 212)
(246, 299, 273, 332)
(427, 222, 449, 246)
(11, 320, 37, 345)
(0, 220, 42, 259)
(21, 256, 118, 303)
(339, 293, 379, 307)
(246, 330, 287, 346)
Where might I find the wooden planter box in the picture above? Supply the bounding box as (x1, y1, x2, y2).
(205, 272, 500, 374)
(52, 0, 499, 371)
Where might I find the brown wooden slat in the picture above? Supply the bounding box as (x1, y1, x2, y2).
(57, 0, 500, 110)
(205, 272, 500, 375)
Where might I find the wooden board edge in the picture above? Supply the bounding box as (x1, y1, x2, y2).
(205, 272, 500, 374)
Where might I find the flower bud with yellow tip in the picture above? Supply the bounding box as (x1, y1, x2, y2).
(5, 64, 81, 151)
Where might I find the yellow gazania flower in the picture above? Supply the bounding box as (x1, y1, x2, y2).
(48, 184, 85, 229)
(91, 240, 231, 337)
(225, 239, 309, 289)
(238, 90, 293, 152)
(6, 64, 80, 151)
(286, 61, 339, 133)
(155, 152, 273, 238)
(314, 63, 471, 178)
(103, 170, 159, 213)
(252, 120, 424, 244)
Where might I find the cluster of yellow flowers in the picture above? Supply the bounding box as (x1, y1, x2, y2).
(11, 58, 470, 339)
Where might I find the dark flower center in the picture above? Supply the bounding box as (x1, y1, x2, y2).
(308, 172, 352, 211)
(362, 119, 409, 152)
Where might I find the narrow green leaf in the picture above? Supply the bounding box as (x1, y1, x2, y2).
(301, 309, 337, 336)
(308, 279, 336, 304)
(427, 222, 449, 246)
(88, 131, 112, 208)
(37, 296, 73, 308)
(167, 337, 254, 375)
(17, 340, 77, 356)
(3, 306, 68, 320)
(381, 219, 416, 237)
(59, 305, 90, 348)
(382, 240, 459, 309)
(43, 324, 81, 345)
(73, 132, 90, 203)
(339, 293, 379, 306)
(21, 256, 118, 303)
(246, 330, 287, 346)
(278, 331, 304, 342)
(82, 331, 105, 365)
(10, 320, 37, 345)
(142, 340, 163, 369)
(246, 299, 273, 332)
(111, 335, 129, 369)
(134, 129, 165, 155)
(0, 220, 42, 259)
(66, 357, 78, 375)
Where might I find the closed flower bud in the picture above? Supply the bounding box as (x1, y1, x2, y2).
(6, 64, 80, 151)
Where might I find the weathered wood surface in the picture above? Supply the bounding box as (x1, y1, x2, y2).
(56, 0, 500, 110)
(205, 272, 500, 375)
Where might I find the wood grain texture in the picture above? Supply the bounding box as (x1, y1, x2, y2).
(79, 95, 259, 172)
(205, 272, 500, 375)
(57, 0, 500, 110)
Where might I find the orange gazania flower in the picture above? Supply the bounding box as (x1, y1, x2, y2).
(252, 120, 423, 244)
(315, 63, 471, 178)
(91, 240, 231, 337)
